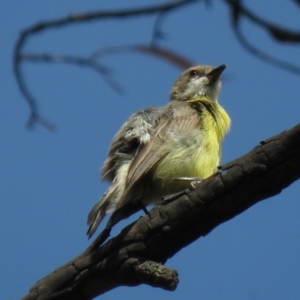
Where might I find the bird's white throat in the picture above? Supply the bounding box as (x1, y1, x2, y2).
(183, 76, 222, 101)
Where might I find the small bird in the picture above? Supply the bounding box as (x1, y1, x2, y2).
(87, 64, 231, 238)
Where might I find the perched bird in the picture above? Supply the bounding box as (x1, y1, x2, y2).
(87, 64, 231, 238)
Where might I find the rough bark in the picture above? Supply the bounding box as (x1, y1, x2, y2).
(21, 123, 300, 300)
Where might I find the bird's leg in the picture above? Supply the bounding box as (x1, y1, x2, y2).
(139, 201, 150, 216)
(162, 177, 202, 202)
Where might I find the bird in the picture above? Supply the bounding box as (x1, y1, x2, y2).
(87, 64, 231, 238)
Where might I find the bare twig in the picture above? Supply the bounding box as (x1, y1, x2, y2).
(20, 53, 124, 94)
(92, 44, 194, 69)
(14, 0, 198, 130)
(295, 0, 300, 8)
(151, 11, 168, 46)
(233, 27, 300, 75)
(225, 0, 300, 42)
(224, 0, 300, 75)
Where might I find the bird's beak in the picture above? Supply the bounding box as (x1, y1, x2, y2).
(207, 64, 226, 81)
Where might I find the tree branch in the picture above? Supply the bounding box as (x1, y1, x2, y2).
(90, 44, 194, 69)
(20, 53, 124, 94)
(21, 122, 300, 300)
(224, 0, 300, 43)
(224, 0, 300, 75)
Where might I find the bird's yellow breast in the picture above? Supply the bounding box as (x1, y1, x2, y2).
(155, 99, 230, 188)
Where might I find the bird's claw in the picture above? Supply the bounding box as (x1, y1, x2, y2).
(174, 176, 202, 189)
(190, 180, 202, 189)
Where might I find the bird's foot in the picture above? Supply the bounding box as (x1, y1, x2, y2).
(174, 176, 202, 189)
(190, 180, 202, 189)
(139, 201, 150, 216)
(162, 177, 202, 202)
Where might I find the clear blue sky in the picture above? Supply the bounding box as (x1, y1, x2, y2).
(1, 1, 300, 299)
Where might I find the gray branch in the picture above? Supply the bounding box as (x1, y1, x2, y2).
(21, 123, 300, 300)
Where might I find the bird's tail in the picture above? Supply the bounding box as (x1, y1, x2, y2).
(86, 186, 117, 238)
(87, 162, 130, 238)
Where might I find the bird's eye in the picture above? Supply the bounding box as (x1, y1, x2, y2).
(189, 70, 198, 78)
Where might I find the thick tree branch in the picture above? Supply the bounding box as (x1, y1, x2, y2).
(21, 123, 300, 300)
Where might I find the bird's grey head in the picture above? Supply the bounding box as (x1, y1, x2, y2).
(170, 64, 226, 102)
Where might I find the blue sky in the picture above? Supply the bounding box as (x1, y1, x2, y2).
(1, 1, 300, 299)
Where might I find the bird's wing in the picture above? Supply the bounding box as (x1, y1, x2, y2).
(87, 108, 161, 237)
(125, 117, 170, 188)
(101, 107, 160, 181)
(120, 105, 201, 205)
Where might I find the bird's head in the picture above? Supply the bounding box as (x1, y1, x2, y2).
(170, 64, 226, 102)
